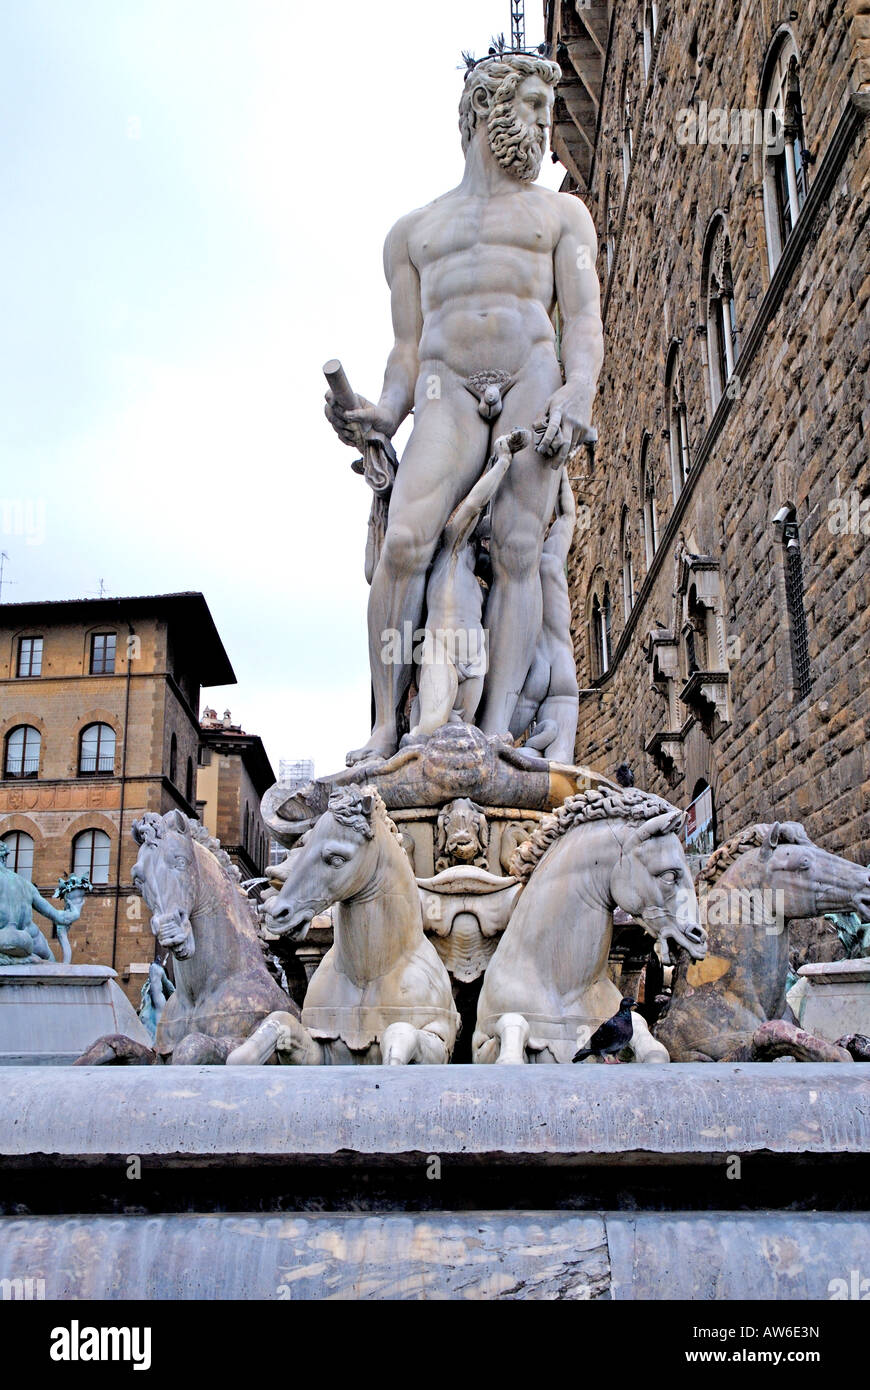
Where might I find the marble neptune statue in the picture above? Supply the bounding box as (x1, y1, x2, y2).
(325, 48, 603, 766)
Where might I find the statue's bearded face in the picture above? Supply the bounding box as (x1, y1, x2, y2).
(487, 74, 554, 183)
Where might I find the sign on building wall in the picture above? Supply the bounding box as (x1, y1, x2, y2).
(684, 785, 714, 857)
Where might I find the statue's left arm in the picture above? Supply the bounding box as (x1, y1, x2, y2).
(537, 197, 604, 462)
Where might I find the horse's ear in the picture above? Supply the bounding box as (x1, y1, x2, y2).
(132, 819, 147, 845)
(360, 793, 374, 818)
(760, 823, 781, 860)
(167, 809, 189, 834)
(624, 809, 683, 850)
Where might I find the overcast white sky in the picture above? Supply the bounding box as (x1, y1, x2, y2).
(0, 0, 561, 776)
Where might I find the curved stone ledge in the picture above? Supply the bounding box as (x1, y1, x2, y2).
(1, 1210, 867, 1300)
(2, 1062, 868, 1166)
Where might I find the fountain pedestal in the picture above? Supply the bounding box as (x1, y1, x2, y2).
(0, 964, 150, 1065)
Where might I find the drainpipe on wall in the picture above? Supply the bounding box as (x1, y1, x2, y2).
(111, 622, 134, 973)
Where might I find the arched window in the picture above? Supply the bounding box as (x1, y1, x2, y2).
(762, 33, 809, 272)
(78, 723, 116, 776)
(640, 436, 659, 569)
(590, 595, 604, 677)
(2, 831, 34, 880)
(185, 757, 194, 805)
(4, 725, 40, 779)
(589, 582, 613, 678)
(621, 507, 635, 618)
(703, 218, 738, 410)
(169, 733, 178, 785)
(777, 506, 813, 699)
(603, 172, 615, 276)
(665, 345, 691, 498)
(620, 66, 633, 187)
(72, 828, 111, 885)
(642, 3, 659, 79)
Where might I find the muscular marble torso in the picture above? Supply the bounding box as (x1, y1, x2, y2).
(407, 185, 563, 380)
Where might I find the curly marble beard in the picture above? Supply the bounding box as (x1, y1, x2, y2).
(487, 99, 546, 182)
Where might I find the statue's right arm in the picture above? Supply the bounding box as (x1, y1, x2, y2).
(337, 216, 422, 441)
(378, 216, 423, 431)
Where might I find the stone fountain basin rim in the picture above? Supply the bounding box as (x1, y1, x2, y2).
(2, 1062, 868, 1165)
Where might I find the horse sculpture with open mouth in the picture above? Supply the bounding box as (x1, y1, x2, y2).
(473, 787, 708, 1063)
(228, 786, 458, 1065)
(657, 821, 870, 1062)
(77, 810, 296, 1065)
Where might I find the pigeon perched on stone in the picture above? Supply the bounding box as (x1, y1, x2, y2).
(572, 998, 636, 1063)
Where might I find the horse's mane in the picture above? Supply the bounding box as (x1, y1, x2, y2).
(328, 785, 401, 842)
(188, 820, 243, 884)
(133, 810, 242, 885)
(697, 822, 811, 886)
(509, 786, 678, 883)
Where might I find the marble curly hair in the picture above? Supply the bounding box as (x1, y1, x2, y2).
(459, 52, 561, 154)
(697, 823, 811, 887)
(327, 785, 399, 842)
(509, 786, 679, 883)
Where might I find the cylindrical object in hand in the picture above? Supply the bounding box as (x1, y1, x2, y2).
(323, 358, 358, 413)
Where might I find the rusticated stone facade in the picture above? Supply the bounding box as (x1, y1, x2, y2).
(546, 0, 869, 862)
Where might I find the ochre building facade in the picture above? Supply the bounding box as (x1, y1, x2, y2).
(0, 593, 235, 999)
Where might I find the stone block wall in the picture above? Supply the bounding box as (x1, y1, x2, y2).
(550, 0, 869, 861)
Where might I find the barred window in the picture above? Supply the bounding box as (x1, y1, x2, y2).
(2, 831, 34, 880)
(72, 828, 111, 885)
(4, 725, 40, 779)
(79, 723, 116, 776)
(781, 511, 813, 699)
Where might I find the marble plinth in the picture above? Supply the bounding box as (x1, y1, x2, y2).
(0, 964, 150, 1064)
(789, 958, 870, 1041)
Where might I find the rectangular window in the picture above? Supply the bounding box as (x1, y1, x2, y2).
(90, 632, 116, 675)
(17, 636, 43, 678)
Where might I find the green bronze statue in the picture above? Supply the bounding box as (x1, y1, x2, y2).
(0, 841, 91, 965)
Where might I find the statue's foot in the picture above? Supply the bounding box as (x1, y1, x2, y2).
(345, 726, 397, 767)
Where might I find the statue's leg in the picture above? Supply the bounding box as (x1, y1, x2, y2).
(627, 1011, 670, 1064)
(492, 1012, 531, 1064)
(171, 1032, 234, 1065)
(348, 380, 490, 764)
(478, 363, 563, 738)
(227, 1011, 322, 1065)
(410, 636, 459, 737)
(381, 1022, 450, 1065)
(534, 693, 580, 764)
